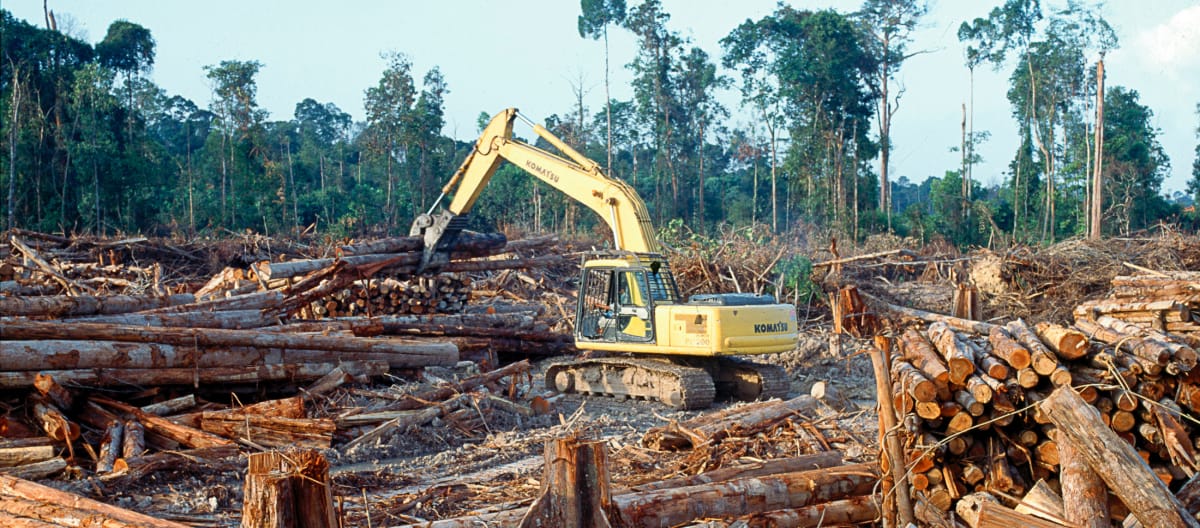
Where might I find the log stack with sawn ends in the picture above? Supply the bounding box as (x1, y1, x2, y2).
(883, 271, 1200, 527)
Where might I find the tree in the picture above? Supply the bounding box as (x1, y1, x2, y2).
(578, 0, 626, 176)
(204, 59, 267, 228)
(624, 0, 684, 223)
(678, 46, 728, 231)
(1190, 103, 1200, 207)
(857, 0, 928, 231)
(1100, 87, 1169, 234)
(363, 52, 417, 229)
(96, 20, 154, 140)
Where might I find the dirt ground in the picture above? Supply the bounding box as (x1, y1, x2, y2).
(33, 325, 876, 527)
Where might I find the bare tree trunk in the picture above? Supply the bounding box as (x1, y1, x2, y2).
(1090, 59, 1105, 240)
(6, 67, 19, 232)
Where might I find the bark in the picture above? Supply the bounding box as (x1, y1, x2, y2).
(0, 361, 388, 389)
(200, 413, 335, 449)
(1015, 479, 1065, 523)
(0, 473, 190, 527)
(518, 436, 613, 528)
(1041, 386, 1197, 528)
(867, 294, 997, 334)
(0, 320, 459, 364)
(629, 451, 844, 492)
(740, 495, 881, 528)
(928, 323, 975, 385)
(0, 293, 195, 317)
(90, 395, 234, 449)
(610, 463, 880, 528)
(381, 359, 531, 411)
(1034, 322, 1089, 360)
(642, 395, 819, 451)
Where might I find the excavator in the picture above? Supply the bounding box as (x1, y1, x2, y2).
(410, 108, 798, 409)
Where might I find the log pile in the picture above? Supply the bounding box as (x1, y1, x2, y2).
(397, 395, 877, 528)
(879, 272, 1200, 527)
(303, 274, 473, 317)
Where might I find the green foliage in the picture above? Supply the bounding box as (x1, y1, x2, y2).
(773, 254, 818, 303)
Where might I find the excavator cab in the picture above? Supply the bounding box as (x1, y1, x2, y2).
(575, 255, 678, 344)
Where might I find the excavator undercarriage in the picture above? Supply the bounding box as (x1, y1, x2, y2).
(545, 355, 790, 410)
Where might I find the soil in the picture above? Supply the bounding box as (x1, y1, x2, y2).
(32, 323, 878, 527)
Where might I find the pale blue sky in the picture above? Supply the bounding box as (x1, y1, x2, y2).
(8, 1, 1200, 192)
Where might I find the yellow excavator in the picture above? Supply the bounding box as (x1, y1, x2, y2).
(411, 108, 798, 409)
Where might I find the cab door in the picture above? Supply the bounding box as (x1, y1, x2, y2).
(575, 267, 655, 344)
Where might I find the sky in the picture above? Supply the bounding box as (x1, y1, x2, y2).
(7, 0, 1200, 193)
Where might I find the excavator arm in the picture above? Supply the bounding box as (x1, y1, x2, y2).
(412, 108, 659, 270)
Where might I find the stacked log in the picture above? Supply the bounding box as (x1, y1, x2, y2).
(305, 274, 473, 317)
(883, 281, 1200, 525)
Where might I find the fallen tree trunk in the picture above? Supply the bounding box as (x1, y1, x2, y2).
(0, 361, 390, 389)
(0, 340, 449, 371)
(0, 473, 190, 528)
(1041, 386, 1197, 528)
(69, 309, 276, 329)
(610, 463, 880, 527)
(739, 495, 882, 528)
(0, 320, 459, 363)
(629, 451, 844, 492)
(0, 293, 195, 317)
(642, 395, 820, 451)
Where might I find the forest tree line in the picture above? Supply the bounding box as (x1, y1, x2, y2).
(2, 0, 1198, 247)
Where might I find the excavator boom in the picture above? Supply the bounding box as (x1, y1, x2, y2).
(412, 108, 797, 409)
(413, 108, 657, 271)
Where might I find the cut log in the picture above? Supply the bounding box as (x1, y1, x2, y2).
(956, 491, 1000, 528)
(641, 395, 819, 451)
(201, 413, 335, 449)
(0, 458, 67, 480)
(1007, 319, 1060, 376)
(1041, 386, 1198, 528)
(928, 322, 975, 384)
(71, 309, 276, 329)
(0, 361, 389, 389)
(809, 381, 858, 412)
(0, 445, 55, 469)
(0, 473, 190, 527)
(629, 452, 844, 492)
(241, 450, 337, 528)
(1035, 322, 1089, 360)
(610, 463, 881, 528)
(95, 420, 123, 474)
(91, 395, 234, 449)
(0, 293, 194, 317)
(0, 320, 460, 366)
(988, 326, 1031, 370)
(975, 500, 1078, 528)
(740, 495, 881, 528)
(871, 338, 915, 527)
(241, 468, 295, 528)
(902, 328, 951, 386)
(1015, 479, 1066, 524)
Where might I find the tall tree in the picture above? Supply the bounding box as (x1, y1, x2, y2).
(624, 0, 684, 222)
(578, 0, 626, 176)
(1100, 87, 1169, 234)
(857, 0, 928, 231)
(204, 59, 267, 228)
(95, 20, 154, 141)
(363, 52, 417, 229)
(678, 46, 728, 231)
(1191, 103, 1200, 207)
(723, 15, 787, 231)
